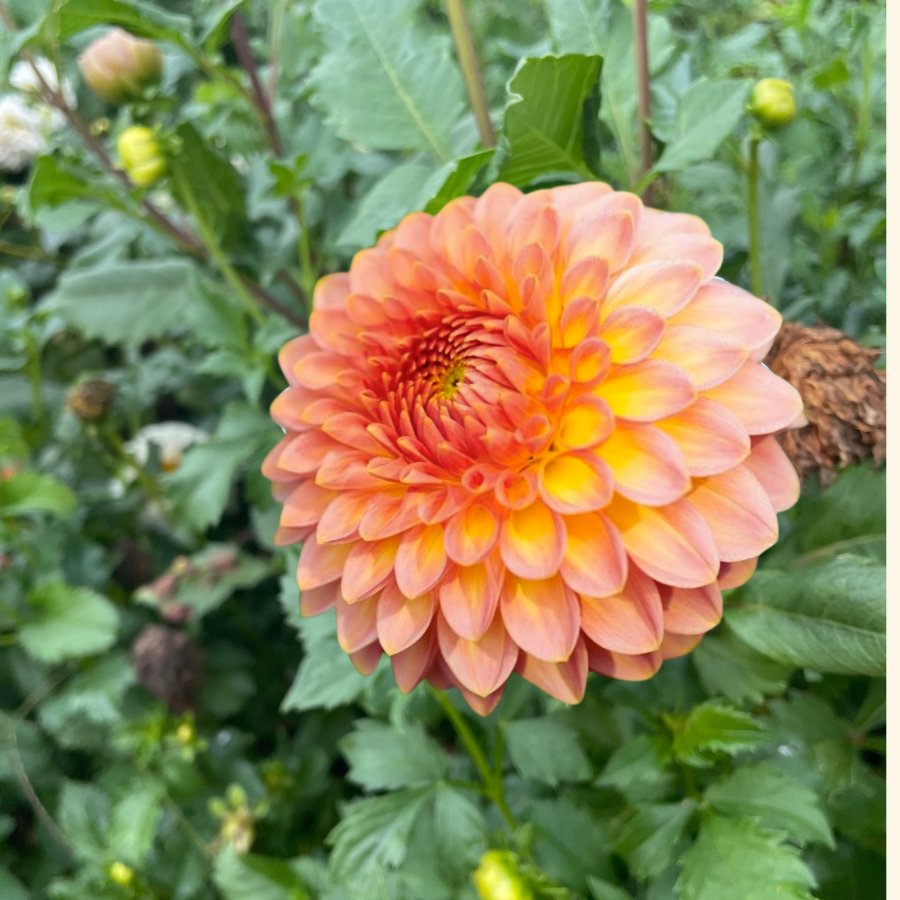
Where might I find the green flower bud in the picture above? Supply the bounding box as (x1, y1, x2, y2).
(747, 78, 796, 129)
(108, 861, 135, 887)
(116, 126, 166, 187)
(79, 28, 163, 104)
(473, 851, 534, 900)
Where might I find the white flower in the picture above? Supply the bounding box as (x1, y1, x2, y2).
(125, 422, 209, 472)
(0, 96, 46, 172)
(9, 58, 76, 133)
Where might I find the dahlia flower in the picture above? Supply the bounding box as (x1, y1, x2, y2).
(264, 182, 803, 714)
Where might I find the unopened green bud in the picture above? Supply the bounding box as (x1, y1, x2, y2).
(79, 28, 163, 104)
(747, 78, 796, 129)
(108, 861, 135, 886)
(117, 126, 166, 187)
(473, 851, 533, 900)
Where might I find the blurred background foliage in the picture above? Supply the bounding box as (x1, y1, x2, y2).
(0, 1, 886, 899)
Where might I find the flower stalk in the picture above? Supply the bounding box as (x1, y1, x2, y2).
(747, 136, 764, 298)
(633, 0, 653, 196)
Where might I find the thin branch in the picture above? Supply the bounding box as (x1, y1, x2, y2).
(633, 0, 653, 197)
(444, 0, 496, 148)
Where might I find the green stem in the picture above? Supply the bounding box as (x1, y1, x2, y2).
(430, 687, 518, 832)
(444, 0, 496, 149)
(295, 191, 317, 301)
(179, 179, 266, 327)
(747, 137, 764, 298)
(101, 428, 165, 501)
(23, 331, 45, 439)
(853, 25, 872, 185)
(632, 0, 653, 197)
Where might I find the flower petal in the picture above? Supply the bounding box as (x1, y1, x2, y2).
(376, 580, 436, 654)
(297, 540, 351, 590)
(335, 595, 378, 653)
(439, 558, 502, 641)
(341, 537, 400, 602)
(437, 611, 519, 697)
(598, 360, 696, 422)
(500, 501, 566, 578)
(656, 398, 750, 477)
(661, 582, 722, 635)
(391, 626, 437, 693)
(539, 452, 613, 514)
(444, 502, 499, 565)
(395, 524, 448, 598)
(603, 261, 703, 319)
(560, 512, 627, 597)
(717, 558, 758, 590)
(580, 566, 664, 654)
(651, 324, 748, 390)
(743, 436, 801, 513)
(599, 306, 666, 364)
(596, 423, 690, 506)
(500, 574, 580, 662)
(585, 639, 663, 681)
(516, 638, 588, 704)
(660, 631, 704, 660)
(350, 641, 383, 675)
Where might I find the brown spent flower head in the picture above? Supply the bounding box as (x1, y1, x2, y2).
(67, 379, 115, 422)
(766, 322, 885, 485)
(131, 624, 204, 713)
(79, 27, 163, 103)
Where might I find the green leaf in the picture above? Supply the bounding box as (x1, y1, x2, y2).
(505, 717, 592, 786)
(41, 259, 201, 348)
(432, 783, 487, 870)
(614, 802, 696, 880)
(57, 781, 110, 864)
(0, 868, 28, 900)
(676, 814, 816, 900)
(671, 701, 767, 768)
(108, 780, 165, 866)
(420, 150, 495, 215)
(588, 878, 635, 900)
(214, 846, 312, 900)
(310, 0, 465, 160)
(726, 556, 886, 676)
(168, 122, 248, 250)
(692, 628, 791, 705)
(327, 786, 433, 881)
(596, 734, 674, 803)
(337, 163, 436, 249)
(498, 54, 602, 186)
(0, 471, 75, 517)
(655, 79, 752, 173)
(705, 764, 834, 848)
(0, 418, 28, 461)
(165, 403, 278, 531)
(57, 0, 191, 42)
(340, 720, 449, 791)
(28, 156, 123, 212)
(19, 582, 119, 664)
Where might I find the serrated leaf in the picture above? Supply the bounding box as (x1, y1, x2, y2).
(596, 733, 674, 803)
(676, 814, 816, 900)
(108, 780, 165, 865)
(498, 54, 602, 185)
(28, 156, 123, 212)
(726, 556, 886, 676)
(164, 403, 278, 531)
(311, 0, 465, 160)
(432, 783, 486, 871)
(214, 846, 312, 900)
(705, 764, 834, 847)
(57, 781, 110, 864)
(19, 582, 119, 664)
(692, 628, 791, 705)
(57, 0, 191, 42)
(671, 701, 767, 768)
(0, 471, 75, 517)
(41, 259, 201, 348)
(655, 78, 752, 173)
(505, 717, 592, 786)
(327, 787, 433, 881)
(340, 720, 449, 791)
(614, 802, 696, 880)
(421, 150, 495, 214)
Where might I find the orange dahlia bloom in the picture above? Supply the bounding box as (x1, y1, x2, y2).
(263, 182, 804, 715)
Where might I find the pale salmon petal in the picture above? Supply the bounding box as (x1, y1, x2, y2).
(651, 324, 748, 390)
(376, 581, 436, 654)
(280, 480, 336, 528)
(744, 436, 801, 512)
(500, 574, 580, 662)
(629, 233, 723, 282)
(559, 256, 610, 304)
(516, 638, 589, 704)
(586, 639, 663, 681)
(703, 361, 804, 435)
(313, 272, 352, 311)
(580, 566, 664, 654)
(473, 182, 522, 263)
(717, 558, 758, 590)
(688, 465, 778, 562)
(395, 524, 448, 598)
(567, 209, 636, 273)
(439, 558, 502, 641)
(598, 360, 695, 422)
(603, 261, 703, 319)
(656, 398, 750, 477)
(635, 208, 710, 244)
(560, 512, 627, 597)
(596, 423, 690, 506)
(437, 611, 519, 697)
(317, 490, 371, 543)
(606, 497, 719, 589)
(661, 582, 722, 635)
(341, 537, 400, 602)
(660, 631, 704, 660)
(556, 397, 615, 451)
(500, 501, 566, 579)
(277, 431, 341, 475)
(598, 306, 666, 364)
(457, 684, 506, 716)
(271, 386, 318, 430)
(539, 452, 613, 514)
(293, 352, 352, 391)
(297, 540, 352, 590)
(671, 279, 782, 360)
(299, 582, 340, 617)
(278, 334, 318, 385)
(350, 641, 383, 675)
(444, 502, 499, 565)
(391, 626, 437, 693)
(550, 181, 615, 225)
(335, 595, 378, 653)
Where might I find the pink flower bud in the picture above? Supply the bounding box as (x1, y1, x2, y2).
(78, 27, 163, 103)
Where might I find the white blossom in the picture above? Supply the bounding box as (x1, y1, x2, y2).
(9, 58, 76, 133)
(125, 422, 209, 472)
(0, 96, 47, 172)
